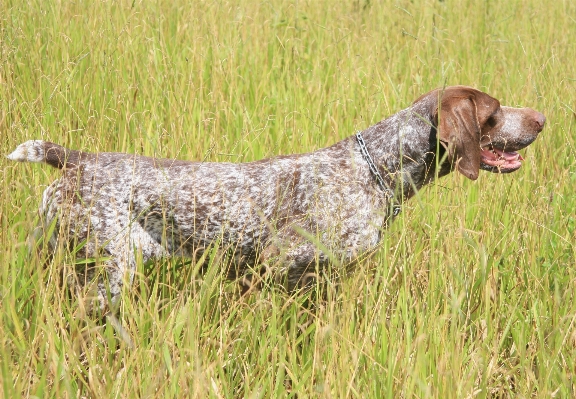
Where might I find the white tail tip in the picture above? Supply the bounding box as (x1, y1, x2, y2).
(7, 140, 47, 163)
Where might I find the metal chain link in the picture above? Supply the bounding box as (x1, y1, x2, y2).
(356, 132, 401, 218)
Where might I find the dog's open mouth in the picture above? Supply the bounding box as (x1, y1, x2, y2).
(480, 147, 524, 172)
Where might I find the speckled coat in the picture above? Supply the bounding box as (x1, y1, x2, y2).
(8, 86, 545, 311)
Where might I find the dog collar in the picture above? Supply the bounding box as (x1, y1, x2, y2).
(356, 132, 401, 218)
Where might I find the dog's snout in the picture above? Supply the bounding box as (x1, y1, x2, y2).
(534, 111, 546, 131)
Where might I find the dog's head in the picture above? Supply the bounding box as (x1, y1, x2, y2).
(422, 86, 545, 180)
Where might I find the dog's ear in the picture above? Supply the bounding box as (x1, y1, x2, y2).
(436, 87, 500, 180)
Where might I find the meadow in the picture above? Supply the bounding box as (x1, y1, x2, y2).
(1, 0, 575, 397)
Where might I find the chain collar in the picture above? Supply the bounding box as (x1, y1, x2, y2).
(355, 132, 401, 218)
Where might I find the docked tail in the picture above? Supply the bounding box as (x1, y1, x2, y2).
(7, 140, 73, 169)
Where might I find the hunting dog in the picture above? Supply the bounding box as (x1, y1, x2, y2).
(8, 86, 545, 314)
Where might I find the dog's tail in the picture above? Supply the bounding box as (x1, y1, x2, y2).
(7, 140, 75, 169)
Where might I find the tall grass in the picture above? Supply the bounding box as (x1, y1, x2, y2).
(1, 0, 575, 397)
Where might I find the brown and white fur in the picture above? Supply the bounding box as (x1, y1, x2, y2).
(7, 86, 545, 313)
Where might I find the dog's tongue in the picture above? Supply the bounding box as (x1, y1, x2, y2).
(481, 148, 524, 168)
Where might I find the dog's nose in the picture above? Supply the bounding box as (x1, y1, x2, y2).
(534, 112, 546, 131)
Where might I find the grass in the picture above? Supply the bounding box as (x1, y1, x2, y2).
(1, 0, 575, 397)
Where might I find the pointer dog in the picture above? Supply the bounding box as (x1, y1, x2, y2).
(8, 86, 545, 312)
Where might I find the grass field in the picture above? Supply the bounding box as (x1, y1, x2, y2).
(1, 0, 575, 397)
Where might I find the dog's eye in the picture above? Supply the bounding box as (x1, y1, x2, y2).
(485, 116, 497, 128)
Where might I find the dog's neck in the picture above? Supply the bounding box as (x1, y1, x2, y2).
(356, 96, 452, 200)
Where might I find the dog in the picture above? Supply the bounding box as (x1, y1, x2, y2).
(7, 86, 545, 314)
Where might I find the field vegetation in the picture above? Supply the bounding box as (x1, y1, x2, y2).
(1, 0, 575, 397)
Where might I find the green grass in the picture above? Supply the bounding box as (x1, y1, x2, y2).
(1, 0, 575, 397)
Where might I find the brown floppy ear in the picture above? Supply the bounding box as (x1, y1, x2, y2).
(436, 87, 500, 180)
